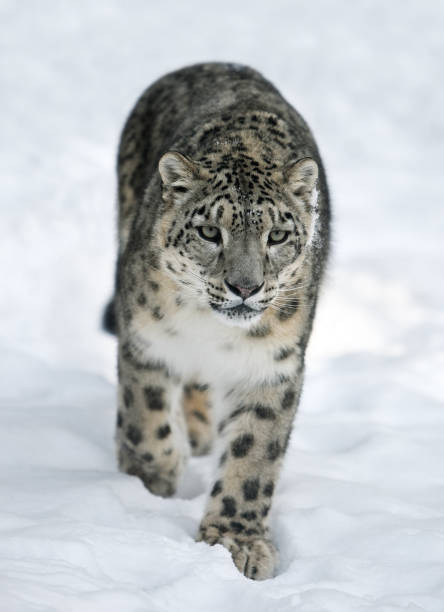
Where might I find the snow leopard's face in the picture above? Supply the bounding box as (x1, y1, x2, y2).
(158, 150, 318, 326)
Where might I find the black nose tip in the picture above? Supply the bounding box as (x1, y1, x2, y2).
(224, 280, 264, 300)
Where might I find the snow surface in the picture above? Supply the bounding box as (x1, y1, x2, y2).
(1, 1, 444, 610)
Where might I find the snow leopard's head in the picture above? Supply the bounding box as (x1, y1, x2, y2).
(158, 146, 318, 327)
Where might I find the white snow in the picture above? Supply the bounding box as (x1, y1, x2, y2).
(1, 1, 444, 610)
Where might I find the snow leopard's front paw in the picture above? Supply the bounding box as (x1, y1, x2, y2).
(197, 523, 278, 580)
(118, 441, 182, 497)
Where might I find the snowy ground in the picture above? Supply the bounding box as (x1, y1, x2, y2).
(1, 1, 444, 610)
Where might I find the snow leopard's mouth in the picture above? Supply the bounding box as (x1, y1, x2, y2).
(210, 303, 265, 320)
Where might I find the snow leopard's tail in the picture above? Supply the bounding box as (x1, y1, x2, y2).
(102, 298, 117, 335)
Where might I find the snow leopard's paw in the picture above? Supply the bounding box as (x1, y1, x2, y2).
(118, 441, 180, 497)
(197, 523, 277, 580)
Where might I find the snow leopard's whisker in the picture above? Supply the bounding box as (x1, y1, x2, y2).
(273, 294, 301, 302)
(271, 297, 302, 310)
(186, 268, 207, 282)
(277, 282, 311, 292)
(274, 289, 308, 300)
(272, 302, 300, 310)
(274, 292, 304, 302)
(182, 271, 208, 289)
(274, 300, 300, 308)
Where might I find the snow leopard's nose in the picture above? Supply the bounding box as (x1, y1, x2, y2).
(224, 280, 264, 300)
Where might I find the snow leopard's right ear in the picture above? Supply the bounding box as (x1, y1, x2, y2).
(158, 152, 204, 200)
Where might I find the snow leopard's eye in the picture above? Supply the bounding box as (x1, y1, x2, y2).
(268, 229, 289, 245)
(197, 225, 221, 243)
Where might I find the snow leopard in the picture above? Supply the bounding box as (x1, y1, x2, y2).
(104, 62, 330, 580)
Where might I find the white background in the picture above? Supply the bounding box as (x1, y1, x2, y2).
(1, 1, 443, 610)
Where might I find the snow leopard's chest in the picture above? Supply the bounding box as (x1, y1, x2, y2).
(131, 304, 296, 391)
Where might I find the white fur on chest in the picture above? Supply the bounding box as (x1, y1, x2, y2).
(131, 304, 294, 390)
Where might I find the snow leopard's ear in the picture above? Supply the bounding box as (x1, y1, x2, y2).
(284, 158, 318, 203)
(158, 152, 202, 196)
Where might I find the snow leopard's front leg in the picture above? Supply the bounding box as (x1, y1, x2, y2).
(116, 339, 190, 497)
(197, 374, 302, 580)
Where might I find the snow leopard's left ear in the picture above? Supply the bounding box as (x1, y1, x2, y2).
(158, 151, 203, 198)
(284, 158, 318, 204)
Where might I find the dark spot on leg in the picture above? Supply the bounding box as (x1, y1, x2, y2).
(243, 478, 260, 501)
(246, 528, 259, 536)
(261, 505, 270, 517)
(267, 439, 281, 461)
(263, 481, 274, 497)
(230, 521, 245, 533)
(211, 480, 223, 497)
(144, 386, 164, 411)
(218, 406, 247, 433)
(219, 451, 228, 466)
(254, 404, 275, 420)
(231, 433, 254, 458)
(156, 424, 171, 439)
(123, 386, 134, 408)
(221, 496, 237, 517)
(120, 341, 165, 372)
(210, 522, 228, 534)
(192, 410, 208, 423)
(117, 412, 123, 427)
(137, 293, 147, 306)
(126, 424, 142, 445)
(142, 452, 153, 462)
(229, 406, 248, 421)
(282, 388, 296, 410)
(241, 511, 257, 521)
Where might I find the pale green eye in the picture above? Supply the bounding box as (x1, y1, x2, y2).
(268, 229, 289, 245)
(197, 225, 221, 243)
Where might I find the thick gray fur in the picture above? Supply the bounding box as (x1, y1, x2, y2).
(108, 62, 330, 580)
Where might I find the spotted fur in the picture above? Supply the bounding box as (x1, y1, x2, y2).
(107, 63, 330, 580)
